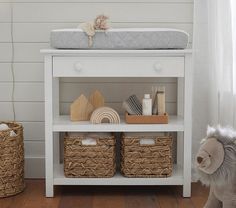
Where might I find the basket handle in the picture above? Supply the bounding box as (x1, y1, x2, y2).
(138, 134, 171, 146)
(81, 137, 97, 146)
(139, 138, 155, 145)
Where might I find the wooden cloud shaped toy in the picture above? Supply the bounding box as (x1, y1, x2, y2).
(90, 107, 120, 124)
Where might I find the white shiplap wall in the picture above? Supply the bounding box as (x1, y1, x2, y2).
(0, 0, 193, 178)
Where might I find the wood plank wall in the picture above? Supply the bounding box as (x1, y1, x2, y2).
(0, 0, 193, 178)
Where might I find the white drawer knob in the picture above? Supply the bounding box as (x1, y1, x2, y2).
(74, 62, 83, 72)
(154, 63, 162, 72)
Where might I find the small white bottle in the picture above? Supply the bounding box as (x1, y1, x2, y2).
(142, 94, 152, 115)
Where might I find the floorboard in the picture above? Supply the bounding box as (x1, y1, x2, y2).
(0, 180, 209, 208)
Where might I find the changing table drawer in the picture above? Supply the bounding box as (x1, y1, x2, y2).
(53, 56, 184, 77)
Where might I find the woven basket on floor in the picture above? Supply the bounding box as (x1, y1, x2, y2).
(0, 122, 25, 197)
(121, 134, 173, 177)
(64, 133, 116, 178)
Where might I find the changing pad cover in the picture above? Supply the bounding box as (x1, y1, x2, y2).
(50, 28, 189, 49)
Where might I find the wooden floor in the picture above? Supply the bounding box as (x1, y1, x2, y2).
(0, 180, 209, 208)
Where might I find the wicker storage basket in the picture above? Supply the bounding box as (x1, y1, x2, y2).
(0, 122, 25, 197)
(64, 133, 116, 178)
(121, 133, 173, 177)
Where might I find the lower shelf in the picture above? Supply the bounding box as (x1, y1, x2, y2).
(53, 164, 183, 186)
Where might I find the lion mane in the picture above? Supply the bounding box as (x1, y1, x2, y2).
(196, 126, 236, 186)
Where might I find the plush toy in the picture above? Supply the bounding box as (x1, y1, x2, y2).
(94, 15, 109, 30)
(79, 14, 110, 47)
(195, 126, 236, 208)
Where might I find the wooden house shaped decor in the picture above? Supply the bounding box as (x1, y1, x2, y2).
(89, 90, 105, 109)
(70, 94, 94, 121)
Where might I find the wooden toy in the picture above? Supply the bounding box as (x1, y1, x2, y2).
(90, 107, 120, 124)
(70, 94, 94, 121)
(89, 90, 105, 109)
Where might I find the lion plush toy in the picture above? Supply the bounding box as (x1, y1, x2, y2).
(195, 126, 236, 208)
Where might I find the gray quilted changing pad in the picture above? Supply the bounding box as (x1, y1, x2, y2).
(50, 28, 189, 49)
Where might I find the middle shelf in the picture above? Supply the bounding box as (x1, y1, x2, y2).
(53, 115, 184, 132)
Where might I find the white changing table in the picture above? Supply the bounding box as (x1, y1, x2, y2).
(41, 49, 193, 198)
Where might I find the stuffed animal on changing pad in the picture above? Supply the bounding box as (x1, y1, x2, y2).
(195, 126, 236, 208)
(79, 15, 110, 47)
